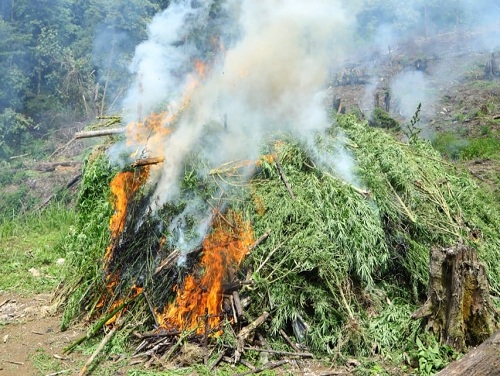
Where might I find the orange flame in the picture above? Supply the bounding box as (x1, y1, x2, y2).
(156, 211, 254, 334)
(107, 168, 150, 240)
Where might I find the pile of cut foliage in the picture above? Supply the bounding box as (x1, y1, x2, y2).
(58, 114, 500, 373)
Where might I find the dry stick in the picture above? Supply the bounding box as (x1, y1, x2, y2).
(236, 311, 270, 362)
(235, 359, 289, 376)
(131, 157, 165, 168)
(143, 291, 159, 328)
(0, 299, 11, 308)
(239, 359, 256, 371)
(279, 329, 300, 352)
(242, 347, 313, 358)
(39, 174, 82, 209)
(64, 296, 137, 353)
(49, 138, 75, 159)
(5, 360, 24, 365)
(79, 324, 119, 376)
(74, 128, 126, 139)
(9, 153, 29, 160)
(209, 351, 226, 370)
(271, 152, 295, 200)
(45, 370, 71, 376)
(254, 241, 284, 276)
(248, 231, 270, 252)
(160, 328, 195, 363)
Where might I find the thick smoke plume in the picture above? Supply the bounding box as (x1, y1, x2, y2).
(119, 0, 362, 211)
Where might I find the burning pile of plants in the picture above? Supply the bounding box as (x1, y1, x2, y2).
(54, 2, 500, 373)
(57, 111, 500, 373)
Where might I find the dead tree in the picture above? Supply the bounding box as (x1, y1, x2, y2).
(484, 53, 498, 79)
(412, 244, 499, 351)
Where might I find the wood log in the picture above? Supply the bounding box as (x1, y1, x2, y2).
(437, 330, 500, 375)
(131, 157, 165, 168)
(74, 128, 126, 139)
(412, 245, 499, 351)
(33, 161, 81, 172)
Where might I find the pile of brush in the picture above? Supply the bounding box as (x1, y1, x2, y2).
(58, 114, 500, 373)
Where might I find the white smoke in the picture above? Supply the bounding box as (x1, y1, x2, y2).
(120, 0, 362, 211)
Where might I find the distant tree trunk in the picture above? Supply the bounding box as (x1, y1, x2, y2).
(412, 244, 499, 351)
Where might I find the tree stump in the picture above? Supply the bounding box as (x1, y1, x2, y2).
(412, 244, 499, 351)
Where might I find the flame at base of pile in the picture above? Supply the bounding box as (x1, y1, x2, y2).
(156, 211, 254, 335)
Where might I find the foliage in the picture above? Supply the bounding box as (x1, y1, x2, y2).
(59, 151, 116, 329)
(460, 137, 500, 160)
(61, 114, 500, 372)
(370, 107, 400, 130)
(431, 132, 468, 160)
(409, 334, 458, 375)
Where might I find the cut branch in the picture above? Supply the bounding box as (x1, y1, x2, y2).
(74, 128, 126, 139)
(248, 231, 270, 252)
(242, 347, 313, 358)
(236, 311, 270, 362)
(272, 152, 295, 200)
(131, 157, 165, 168)
(235, 360, 289, 376)
(79, 324, 118, 376)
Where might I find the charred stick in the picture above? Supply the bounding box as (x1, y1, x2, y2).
(233, 291, 244, 318)
(235, 360, 289, 376)
(242, 347, 313, 358)
(143, 291, 159, 328)
(74, 128, 126, 139)
(229, 294, 238, 324)
(203, 308, 209, 364)
(271, 152, 295, 200)
(279, 329, 300, 352)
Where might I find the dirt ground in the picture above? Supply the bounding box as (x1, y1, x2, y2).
(0, 293, 85, 376)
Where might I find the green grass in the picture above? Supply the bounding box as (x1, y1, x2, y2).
(460, 137, 500, 160)
(0, 203, 76, 294)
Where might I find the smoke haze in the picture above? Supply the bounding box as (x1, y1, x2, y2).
(116, 0, 363, 211)
(111, 0, 499, 219)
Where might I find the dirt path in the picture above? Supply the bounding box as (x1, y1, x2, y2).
(0, 293, 85, 376)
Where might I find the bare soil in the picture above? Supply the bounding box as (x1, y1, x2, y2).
(0, 293, 85, 376)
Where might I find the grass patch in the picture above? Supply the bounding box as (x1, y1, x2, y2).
(0, 203, 76, 294)
(460, 137, 500, 160)
(31, 348, 68, 375)
(431, 132, 468, 160)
